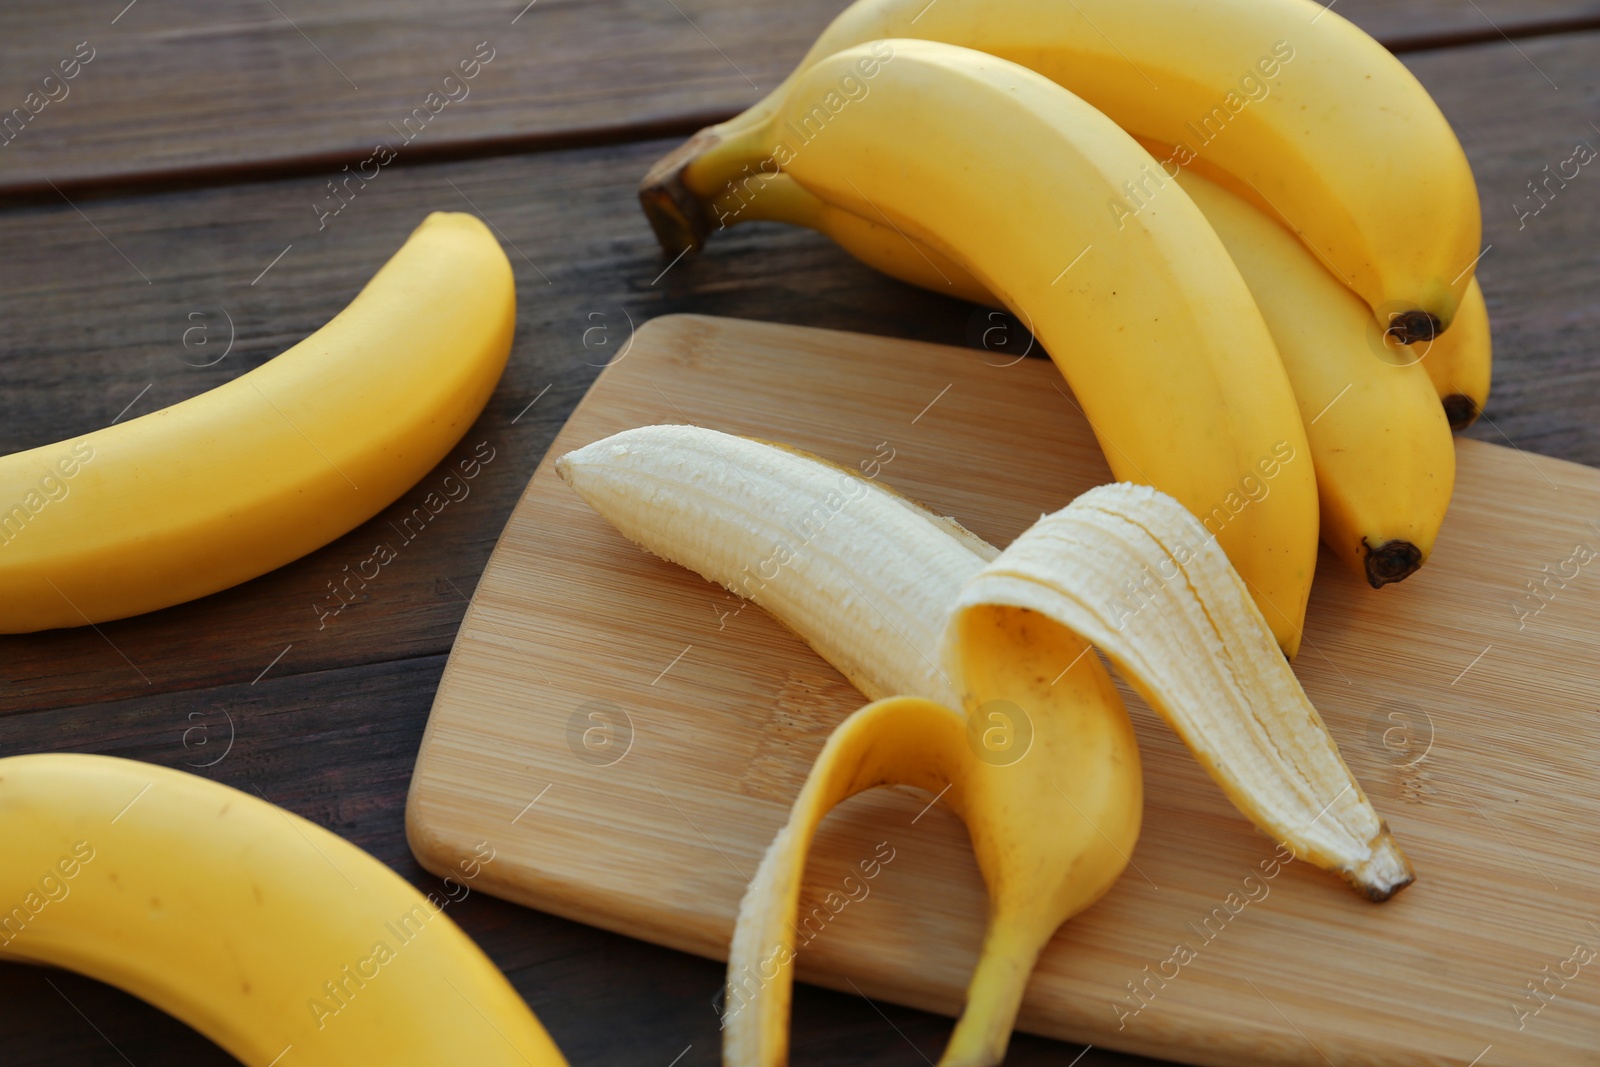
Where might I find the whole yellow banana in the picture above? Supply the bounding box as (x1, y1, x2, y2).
(0, 212, 514, 632)
(728, 169, 1456, 587)
(0, 753, 566, 1066)
(1172, 169, 1456, 587)
(649, 40, 1321, 654)
(644, 0, 1481, 338)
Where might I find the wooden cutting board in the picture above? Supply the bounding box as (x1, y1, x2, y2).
(408, 314, 1600, 1067)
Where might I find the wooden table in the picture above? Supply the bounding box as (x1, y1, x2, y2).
(2, 3, 1597, 1064)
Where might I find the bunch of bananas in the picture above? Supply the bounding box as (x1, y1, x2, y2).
(611, 1, 1489, 1060)
(641, 0, 1492, 616)
(560, 425, 1411, 1066)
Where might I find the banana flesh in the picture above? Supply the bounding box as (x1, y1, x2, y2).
(0, 212, 514, 633)
(559, 423, 1408, 898)
(0, 753, 566, 1066)
(645, 0, 1480, 336)
(668, 40, 1321, 655)
(556, 425, 995, 708)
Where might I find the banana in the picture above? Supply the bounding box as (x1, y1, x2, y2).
(723, 168, 1456, 588)
(1419, 276, 1492, 430)
(0, 212, 514, 633)
(558, 424, 1408, 895)
(652, 40, 1322, 654)
(560, 426, 1408, 1063)
(643, 0, 1480, 338)
(557, 425, 1141, 1066)
(1171, 169, 1457, 587)
(0, 753, 566, 1065)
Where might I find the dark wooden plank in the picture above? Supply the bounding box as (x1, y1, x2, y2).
(0, 0, 1596, 193)
(2, 29, 1599, 713)
(1405, 32, 1600, 462)
(0, 654, 1159, 1066)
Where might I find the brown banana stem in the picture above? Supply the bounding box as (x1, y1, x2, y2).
(639, 127, 723, 255)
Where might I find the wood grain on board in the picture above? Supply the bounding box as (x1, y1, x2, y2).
(0, 0, 1596, 192)
(410, 314, 1600, 1067)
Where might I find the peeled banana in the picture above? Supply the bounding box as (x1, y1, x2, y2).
(0, 753, 566, 1065)
(0, 212, 514, 633)
(645, 40, 1322, 654)
(558, 423, 1142, 1065)
(645, 0, 1481, 337)
(558, 424, 1409, 898)
(561, 426, 1409, 1064)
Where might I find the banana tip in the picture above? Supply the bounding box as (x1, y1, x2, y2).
(1349, 831, 1415, 902)
(1362, 538, 1423, 588)
(1385, 310, 1441, 345)
(1443, 394, 1481, 431)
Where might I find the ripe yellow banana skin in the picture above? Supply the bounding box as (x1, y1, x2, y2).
(650, 0, 1480, 336)
(729, 609, 1142, 1067)
(691, 40, 1320, 654)
(734, 170, 995, 307)
(1421, 276, 1492, 429)
(0, 212, 514, 633)
(1172, 169, 1456, 588)
(734, 169, 1455, 588)
(0, 753, 566, 1066)
(959, 483, 1412, 899)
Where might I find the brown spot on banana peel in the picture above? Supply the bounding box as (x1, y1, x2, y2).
(638, 127, 722, 256)
(1443, 393, 1481, 431)
(1362, 537, 1424, 588)
(1386, 309, 1442, 346)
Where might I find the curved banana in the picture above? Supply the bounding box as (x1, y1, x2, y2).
(558, 424, 1407, 898)
(0, 212, 514, 633)
(730, 169, 1456, 588)
(1172, 169, 1456, 587)
(643, 0, 1480, 337)
(659, 40, 1321, 654)
(0, 753, 566, 1065)
(1420, 276, 1492, 430)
